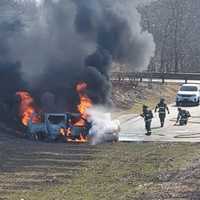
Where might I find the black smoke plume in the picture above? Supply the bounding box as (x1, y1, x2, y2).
(0, 0, 155, 114)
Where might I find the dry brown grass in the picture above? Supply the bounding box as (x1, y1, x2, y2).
(112, 82, 179, 118)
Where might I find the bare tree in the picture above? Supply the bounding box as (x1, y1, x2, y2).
(139, 0, 200, 73)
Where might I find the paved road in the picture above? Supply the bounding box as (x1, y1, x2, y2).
(119, 104, 200, 142)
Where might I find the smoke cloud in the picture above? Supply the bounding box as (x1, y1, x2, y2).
(87, 106, 120, 145)
(0, 0, 155, 111)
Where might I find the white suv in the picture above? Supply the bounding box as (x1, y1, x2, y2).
(176, 84, 200, 106)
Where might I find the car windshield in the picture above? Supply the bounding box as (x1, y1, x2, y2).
(48, 115, 65, 124)
(180, 86, 198, 91)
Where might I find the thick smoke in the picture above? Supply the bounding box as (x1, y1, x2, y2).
(87, 106, 120, 145)
(0, 0, 155, 112)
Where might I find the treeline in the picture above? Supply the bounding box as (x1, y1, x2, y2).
(139, 0, 200, 73)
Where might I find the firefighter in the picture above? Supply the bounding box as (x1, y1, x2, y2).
(141, 105, 154, 136)
(155, 98, 170, 127)
(176, 107, 191, 126)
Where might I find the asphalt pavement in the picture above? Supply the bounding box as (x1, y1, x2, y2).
(119, 104, 200, 142)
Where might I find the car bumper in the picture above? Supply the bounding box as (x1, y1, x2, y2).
(176, 97, 199, 104)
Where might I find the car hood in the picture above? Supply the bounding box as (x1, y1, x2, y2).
(177, 91, 199, 96)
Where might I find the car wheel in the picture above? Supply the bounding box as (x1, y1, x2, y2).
(196, 99, 200, 106)
(28, 133, 39, 141)
(176, 101, 180, 107)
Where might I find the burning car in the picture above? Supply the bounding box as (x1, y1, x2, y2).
(16, 83, 120, 144)
(26, 111, 119, 143)
(26, 112, 91, 142)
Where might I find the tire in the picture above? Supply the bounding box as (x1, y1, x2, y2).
(37, 132, 46, 141)
(176, 101, 180, 107)
(28, 133, 39, 141)
(197, 99, 200, 106)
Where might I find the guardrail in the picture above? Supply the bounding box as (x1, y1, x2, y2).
(111, 72, 200, 83)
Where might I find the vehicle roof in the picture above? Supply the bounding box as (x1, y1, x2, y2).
(46, 113, 67, 116)
(45, 113, 80, 117)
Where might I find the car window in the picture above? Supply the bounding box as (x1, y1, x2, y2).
(180, 86, 198, 91)
(48, 115, 65, 124)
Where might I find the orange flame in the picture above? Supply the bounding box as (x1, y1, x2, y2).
(16, 91, 40, 126)
(65, 82, 93, 143)
(78, 95, 93, 115)
(79, 133, 88, 143)
(76, 82, 92, 115)
(16, 83, 92, 143)
(75, 82, 92, 126)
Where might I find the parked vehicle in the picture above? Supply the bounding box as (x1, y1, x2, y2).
(176, 84, 200, 106)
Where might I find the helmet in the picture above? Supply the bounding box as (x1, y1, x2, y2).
(178, 107, 182, 112)
(160, 98, 165, 103)
(143, 105, 148, 109)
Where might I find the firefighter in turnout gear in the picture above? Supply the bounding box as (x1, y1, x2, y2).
(155, 98, 170, 127)
(176, 107, 191, 126)
(141, 105, 154, 136)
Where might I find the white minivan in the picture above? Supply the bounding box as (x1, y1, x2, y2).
(176, 84, 200, 106)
